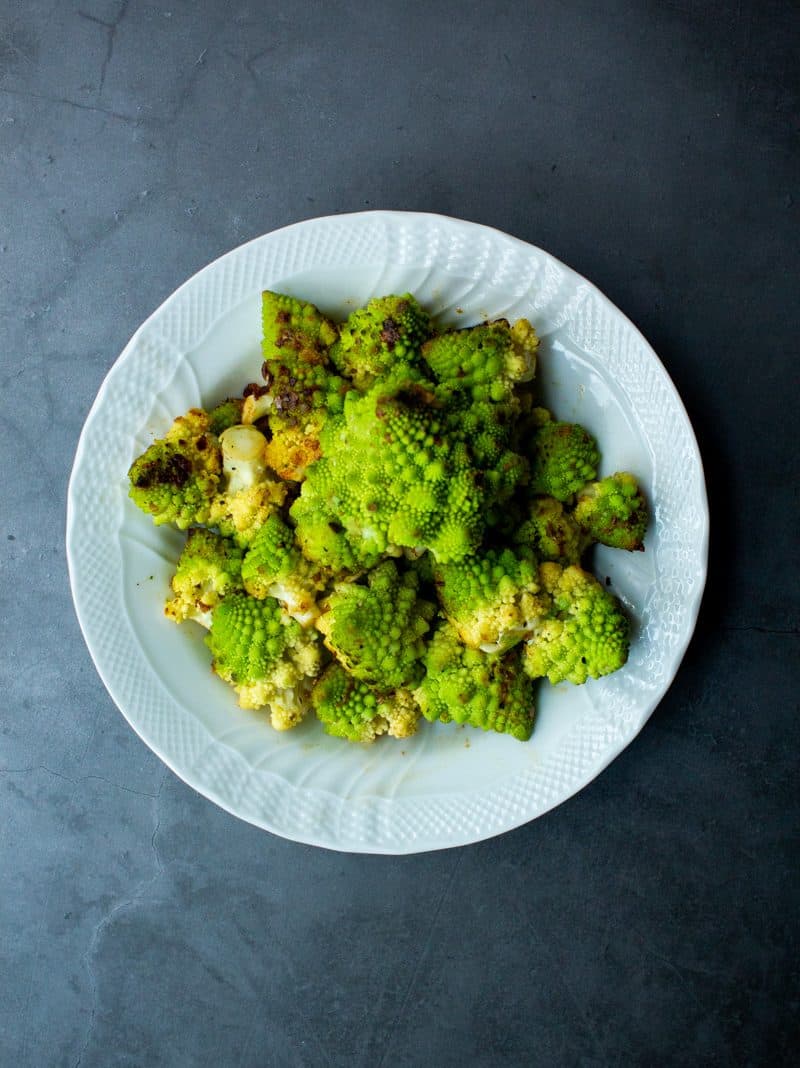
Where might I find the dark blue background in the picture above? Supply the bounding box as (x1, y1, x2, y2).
(1, 1, 797, 1064)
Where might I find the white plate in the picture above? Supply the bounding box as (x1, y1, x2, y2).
(66, 211, 708, 854)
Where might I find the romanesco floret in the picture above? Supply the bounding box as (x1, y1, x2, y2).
(241, 513, 328, 626)
(527, 421, 600, 501)
(261, 289, 339, 358)
(165, 528, 244, 627)
(414, 621, 536, 741)
(434, 547, 551, 654)
(206, 592, 322, 729)
(128, 408, 222, 529)
(574, 472, 649, 551)
(523, 563, 629, 685)
(258, 289, 346, 420)
(248, 291, 348, 479)
(329, 294, 433, 389)
(443, 394, 529, 505)
(290, 476, 385, 577)
(209, 397, 244, 436)
(422, 318, 538, 401)
(513, 497, 590, 565)
(311, 663, 420, 743)
(207, 424, 288, 546)
(264, 415, 326, 482)
(292, 377, 486, 564)
(132, 290, 649, 746)
(422, 320, 537, 506)
(316, 559, 436, 690)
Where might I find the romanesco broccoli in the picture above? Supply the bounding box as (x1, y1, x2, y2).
(311, 663, 420, 742)
(574, 472, 648, 551)
(434, 547, 551, 653)
(422, 317, 538, 401)
(317, 559, 436, 689)
(513, 497, 590, 565)
(206, 591, 322, 729)
(128, 408, 222, 529)
(241, 513, 328, 625)
(249, 291, 348, 480)
(291, 376, 486, 564)
(165, 528, 244, 626)
(527, 421, 600, 501)
(523, 563, 629, 685)
(209, 397, 245, 436)
(415, 621, 536, 741)
(329, 293, 433, 389)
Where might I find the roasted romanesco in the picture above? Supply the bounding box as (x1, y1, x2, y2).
(165, 527, 244, 627)
(312, 663, 421, 743)
(415, 621, 536, 741)
(522, 563, 630, 685)
(574, 472, 649, 551)
(205, 591, 322, 730)
(317, 559, 436, 690)
(127, 289, 649, 744)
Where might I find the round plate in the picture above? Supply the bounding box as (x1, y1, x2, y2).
(66, 211, 708, 854)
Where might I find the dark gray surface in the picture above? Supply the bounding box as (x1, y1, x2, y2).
(1, 0, 797, 1064)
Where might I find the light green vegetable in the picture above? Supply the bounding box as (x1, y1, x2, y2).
(415, 621, 536, 741)
(129, 290, 648, 743)
(523, 563, 629, 685)
(574, 472, 648, 551)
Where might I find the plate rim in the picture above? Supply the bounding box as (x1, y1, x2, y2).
(66, 209, 709, 853)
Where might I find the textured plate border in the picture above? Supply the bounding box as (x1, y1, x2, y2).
(66, 212, 708, 854)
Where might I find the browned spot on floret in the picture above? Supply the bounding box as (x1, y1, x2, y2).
(133, 452, 191, 489)
(261, 362, 273, 386)
(274, 390, 301, 412)
(243, 382, 270, 399)
(380, 318, 402, 348)
(394, 385, 439, 409)
(196, 435, 208, 451)
(276, 310, 290, 323)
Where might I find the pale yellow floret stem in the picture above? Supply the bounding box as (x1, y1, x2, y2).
(219, 425, 269, 493)
(241, 393, 273, 424)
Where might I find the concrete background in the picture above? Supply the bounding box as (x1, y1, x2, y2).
(1, 1, 797, 1064)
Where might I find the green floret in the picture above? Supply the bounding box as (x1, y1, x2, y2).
(208, 397, 244, 436)
(523, 563, 629, 685)
(261, 289, 339, 357)
(316, 559, 436, 690)
(329, 294, 433, 389)
(414, 622, 536, 741)
(249, 292, 348, 479)
(422, 317, 538, 401)
(292, 377, 486, 565)
(165, 528, 244, 626)
(527, 421, 600, 502)
(574, 472, 649, 551)
(434, 547, 551, 653)
(290, 477, 385, 577)
(207, 424, 288, 546)
(442, 393, 529, 505)
(423, 319, 537, 507)
(311, 663, 420, 743)
(206, 592, 322, 730)
(513, 497, 590, 564)
(241, 513, 329, 625)
(128, 408, 222, 529)
(262, 413, 326, 482)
